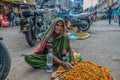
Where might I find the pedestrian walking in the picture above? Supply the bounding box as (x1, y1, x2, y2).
(107, 7, 112, 25)
(93, 10, 97, 21)
(8, 10, 15, 27)
(113, 9, 117, 22)
(117, 6, 120, 26)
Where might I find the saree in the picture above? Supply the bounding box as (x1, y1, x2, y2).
(25, 18, 69, 69)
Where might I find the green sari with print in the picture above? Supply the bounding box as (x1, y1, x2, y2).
(25, 18, 69, 69)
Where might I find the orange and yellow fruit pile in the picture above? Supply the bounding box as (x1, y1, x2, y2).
(53, 60, 114, 80)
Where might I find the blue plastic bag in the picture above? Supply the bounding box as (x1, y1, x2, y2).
(68, 32, 77, 40)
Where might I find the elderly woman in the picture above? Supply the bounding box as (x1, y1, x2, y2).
(25, 18, 75, 70)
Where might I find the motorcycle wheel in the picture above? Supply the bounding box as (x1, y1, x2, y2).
(25, 26, 36, 47)
(0, 40, 11, 80)
(78, 20, 90, 31)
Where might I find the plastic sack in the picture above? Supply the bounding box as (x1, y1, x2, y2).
(67, 32, 77, 40)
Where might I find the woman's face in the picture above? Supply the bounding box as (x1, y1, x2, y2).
(54, 21, 64, 34)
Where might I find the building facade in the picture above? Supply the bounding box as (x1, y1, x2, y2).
(56, 0, 73, 9)
(97, 0, 118, 12)
(35, 0, 73, 9)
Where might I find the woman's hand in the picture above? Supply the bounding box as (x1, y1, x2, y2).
(61, 61, 73, 71)
(70, 59, 77, 65)
(70, 61, 76, 66)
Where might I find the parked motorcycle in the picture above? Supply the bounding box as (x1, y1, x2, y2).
(69, 12, 91, 31)
(57, 12, 91, 31)
(0, 38, 11, 80)
(21, 10, 46, 46)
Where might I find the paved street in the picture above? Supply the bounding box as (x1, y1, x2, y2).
(72, 20, 120, 80)
(0, 20, 120, 80)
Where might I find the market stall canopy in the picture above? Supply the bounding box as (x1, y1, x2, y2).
(26, 0, 36, 5)
(2, 0, 36, 5)
(2, 0, 26, 3)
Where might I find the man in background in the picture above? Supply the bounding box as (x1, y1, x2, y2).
(117, 6, 120, 26)
(107, 7, 112, 25)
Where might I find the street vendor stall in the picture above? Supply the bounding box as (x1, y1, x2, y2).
(66, 27, 90, 40)
(0, 13, 10, 27)
(51, 60, 115, 80)
(2, 0, 23, 2)
(0, 4, 10, 27)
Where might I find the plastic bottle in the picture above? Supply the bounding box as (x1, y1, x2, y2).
(46, 50, 53, 72)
